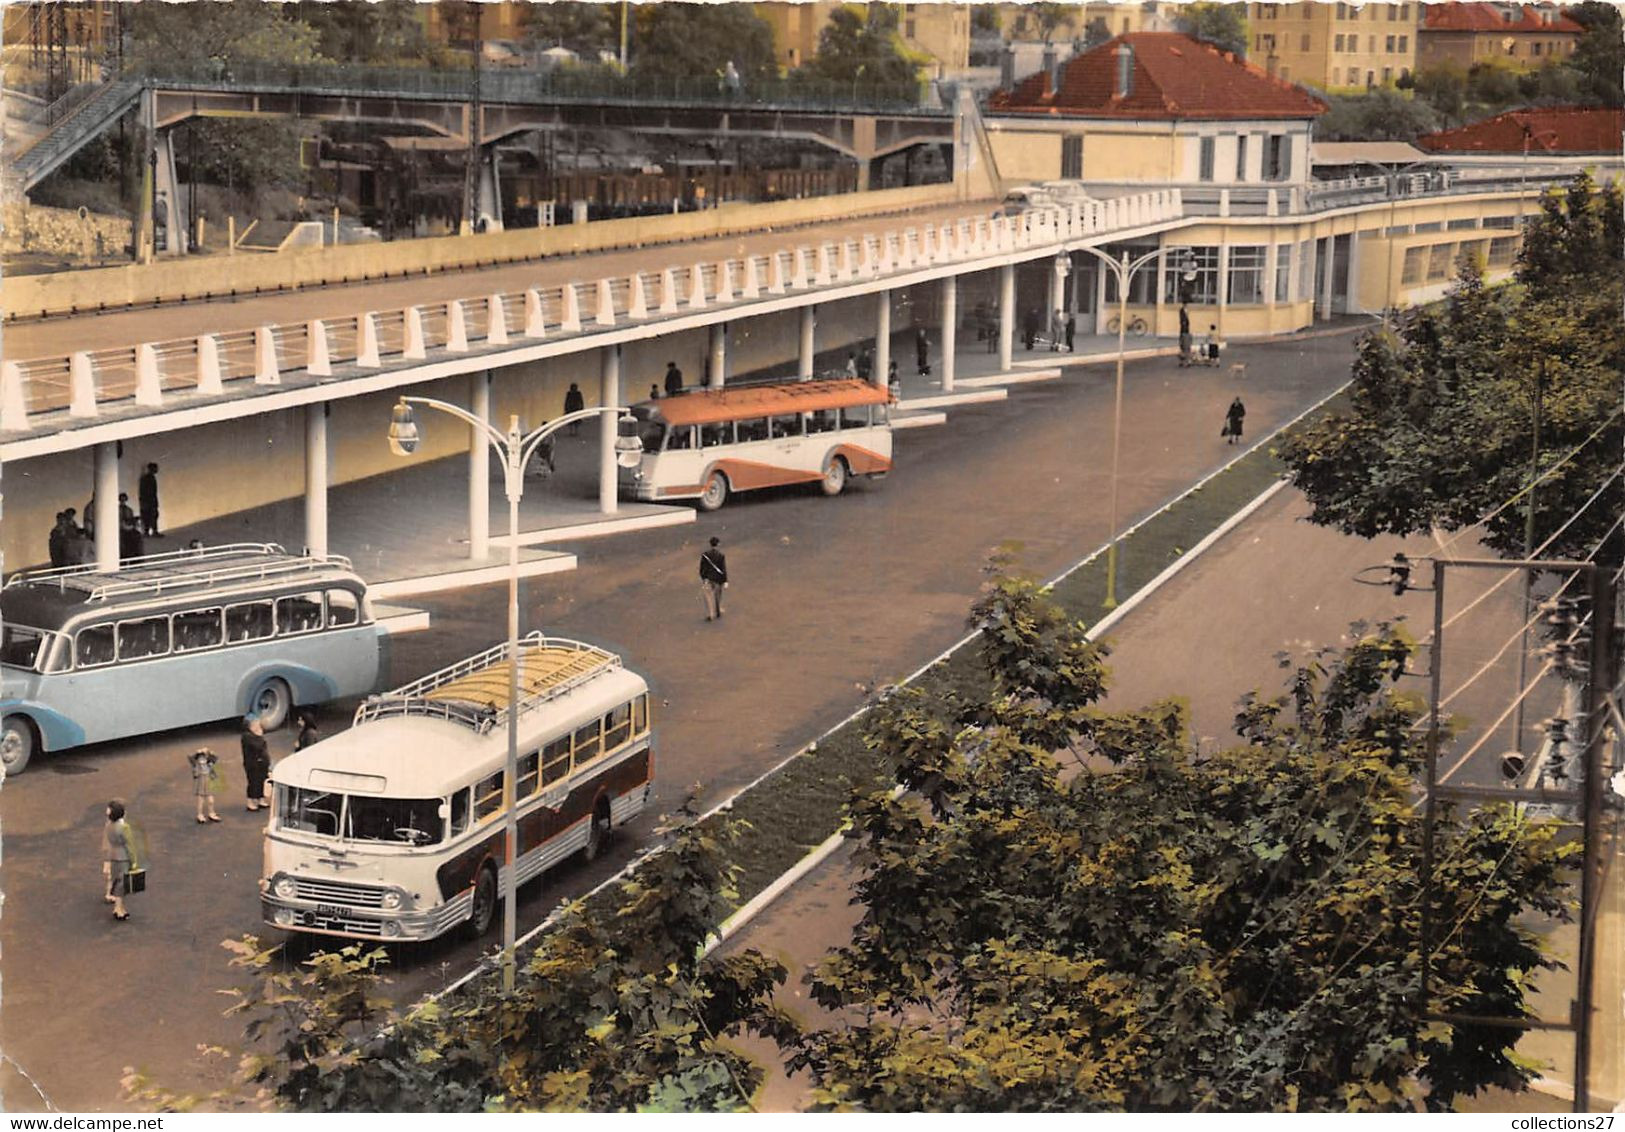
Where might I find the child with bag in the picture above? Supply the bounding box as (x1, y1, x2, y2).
(189, 747, 222, 823)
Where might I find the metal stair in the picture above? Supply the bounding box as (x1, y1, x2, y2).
(9, 79, 141, 193)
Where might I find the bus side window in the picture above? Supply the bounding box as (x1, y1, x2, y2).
(173, 608, 223, 653)
(841, 404, 873, 429)
(277, 591, 325, 635)
(75, 624, 116, 669)
(700, 422, 733, 447)
(517, 751, 540, 798)
(809, 410, 836, 434)
(327, 590, 360, 627)
(541, 736, 571, 786)
(117, 616, 170, 661)
(449, 788, 470, 837)
(737, 417, 768, 442)
(226, 601, 275, 643)
(473, 771, 504, 822)
(633, 693, 649, 734)
(573, 719, 602, 766)
(604, 703, 632, 751)
(770, 414, 802, 439)
(666, 426, 695, 451)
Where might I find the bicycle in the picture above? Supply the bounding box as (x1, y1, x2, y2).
(1106, 314, 1149, 336)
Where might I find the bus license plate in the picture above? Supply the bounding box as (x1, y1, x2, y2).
(315, 904, 351, 919)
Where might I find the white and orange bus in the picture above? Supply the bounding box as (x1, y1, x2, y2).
(619, 378, 893, 511)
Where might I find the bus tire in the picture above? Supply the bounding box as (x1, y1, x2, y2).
(697, 472, 729, 512)
(820, 455, 848, 497)
(1, 715, 36, 776)
(251, 677, 292, 731)
(582, 800, 612, 863)
(466, 863, 498, 938)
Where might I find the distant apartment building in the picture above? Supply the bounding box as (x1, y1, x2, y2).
(1079, 2, 1185, 39)
(1247, 1, 1423, 90)
(753, 1, 842, 69)
(1418, 2, 1583, 70)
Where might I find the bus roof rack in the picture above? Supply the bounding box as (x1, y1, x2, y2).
(354, 632, 622, 733)
(4, 543, 357, 602)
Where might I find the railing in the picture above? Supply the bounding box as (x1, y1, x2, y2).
(0, 189, 1186, 431)
(130, 59, 938, 113)
(5, 542, 355, 600)
(354, 632, 620, 733)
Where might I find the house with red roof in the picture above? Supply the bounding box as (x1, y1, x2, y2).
(1418, 3, 1584, 70)
(1416, 106, 1625, 156)
(985, 33, 1327, 190)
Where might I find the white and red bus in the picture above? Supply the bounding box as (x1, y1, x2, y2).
(619, 377, 893, 510)
(260, 633, 652, 941)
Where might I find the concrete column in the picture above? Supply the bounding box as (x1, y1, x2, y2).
(468, 372, 492, 559)
(1215, 243, 1230, 340)
(998, 263, 1015, 372)
(1345, 231, 1361, 314)
(1318, 236, 1335, 321)
(798, 305, 816, 379)
(940, 276, 958, 392)
(304, 403, 329, 558)
(475, 146, 503, 231)
(94, 442, 119, 572)
(153, 129, 183, 258)
(873, 291, 891, 388)
(1046, 259, 1063, 328)
(599, 346, 620, 515)
(708, 323, 727, 389)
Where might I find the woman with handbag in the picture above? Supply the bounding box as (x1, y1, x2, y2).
(102, 800, 134, 921)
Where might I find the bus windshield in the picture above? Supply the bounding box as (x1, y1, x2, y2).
(280, 786, 444, 846)
(1, 625, 60, 672)
(630, 410, 666, 452)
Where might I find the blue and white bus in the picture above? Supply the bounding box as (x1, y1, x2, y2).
(0, 544, 381, 774)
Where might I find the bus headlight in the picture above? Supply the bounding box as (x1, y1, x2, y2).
(272, 876, 298, 900)
(381, 890, 403, 911)
(272, 908, 296, 927)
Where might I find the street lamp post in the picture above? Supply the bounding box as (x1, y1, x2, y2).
(387, 396, 643, 993)
(1076, 244, 1190, 608)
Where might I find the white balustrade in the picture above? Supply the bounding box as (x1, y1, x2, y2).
(307, 319, 333, 374)
(197, 334, 223, 394)
(525, 288, 548, 337)
(595, 279, 616, 326)
(403, 307, 427, 359)
(0, 361, 28, 429)
(486, 294, 509, 344)
(357, 313, 382, 365)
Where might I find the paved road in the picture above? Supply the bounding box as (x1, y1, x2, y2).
(0, 330, 1359, 1111)
(6, 201, 996, 361)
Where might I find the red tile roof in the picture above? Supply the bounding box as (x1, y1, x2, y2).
(1416, 107, 1624, 154)
(1421, 3, 1584, 34)
(988, 32, 1327, 121)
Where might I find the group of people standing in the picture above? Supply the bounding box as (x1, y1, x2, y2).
(49, 463, 163, 569)
(100, 708, 319, 921)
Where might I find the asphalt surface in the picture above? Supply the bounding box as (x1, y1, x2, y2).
(0, 329, 1361, 1111)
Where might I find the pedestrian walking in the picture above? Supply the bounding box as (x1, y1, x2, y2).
(293, 712, 320, 752)
(241, 716, 271, 812)
(102, 799, 134, 920)
(844, 353, 858, 379)
(118, 492, 135, 525)
(563, 383, 585, 435)
(1050, 309, 1064, 352)
(857, 348, 873, 382)
(189, 748, 222, 823)
(915, 328, 930, 376)
(1223, 396, 1247, 445)
(138, 463, 161, 537)
(650, 383, 662, 400)
(1064, 312, 1076, 352)
(664, 361, 684, 397)
(83, 497, 96, 540)
(699, 536, 728, 622)
(1204, 324, 1221, 366)
(1022, 308, 1039, 351)
(49, 511, 72, 568)
(1178, 304, 1192, 367)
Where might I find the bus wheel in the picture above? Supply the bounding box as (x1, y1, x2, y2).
(698, 472, 729, 512)
(466, 864, 498, 938)
(582, 801, 612, 862)
(1, 715, 35, 776)
(252, 678, 292, 731)
(820, 456, 848, 497)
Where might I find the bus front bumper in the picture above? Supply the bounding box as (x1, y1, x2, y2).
(260, 885, 472, 941)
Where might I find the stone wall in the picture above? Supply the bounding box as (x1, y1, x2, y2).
(3, 202, 131, 260)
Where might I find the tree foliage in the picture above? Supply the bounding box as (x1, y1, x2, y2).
(292, 0, 438, 65)
(630, 2, 779, 86)
(148, 807, 794, 1113)
(786, 555, 1576, 1111)
(1282, 173, 1625, 564)
(521, 1, 619, 59)
(128, 0, 323, 71)
(1175, 2, 1249, 57)
(1315, 90, 1442, 142)
(797, 4, 923, 94)
(1566, 0, 1625, 106)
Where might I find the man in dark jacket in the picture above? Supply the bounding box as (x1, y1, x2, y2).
(664, 362, 684, 398)
(563, 382, 585, 435)
(241, 716, 272, 812)
(699, 536, 728, 621)
(138, 463, 161, 537)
